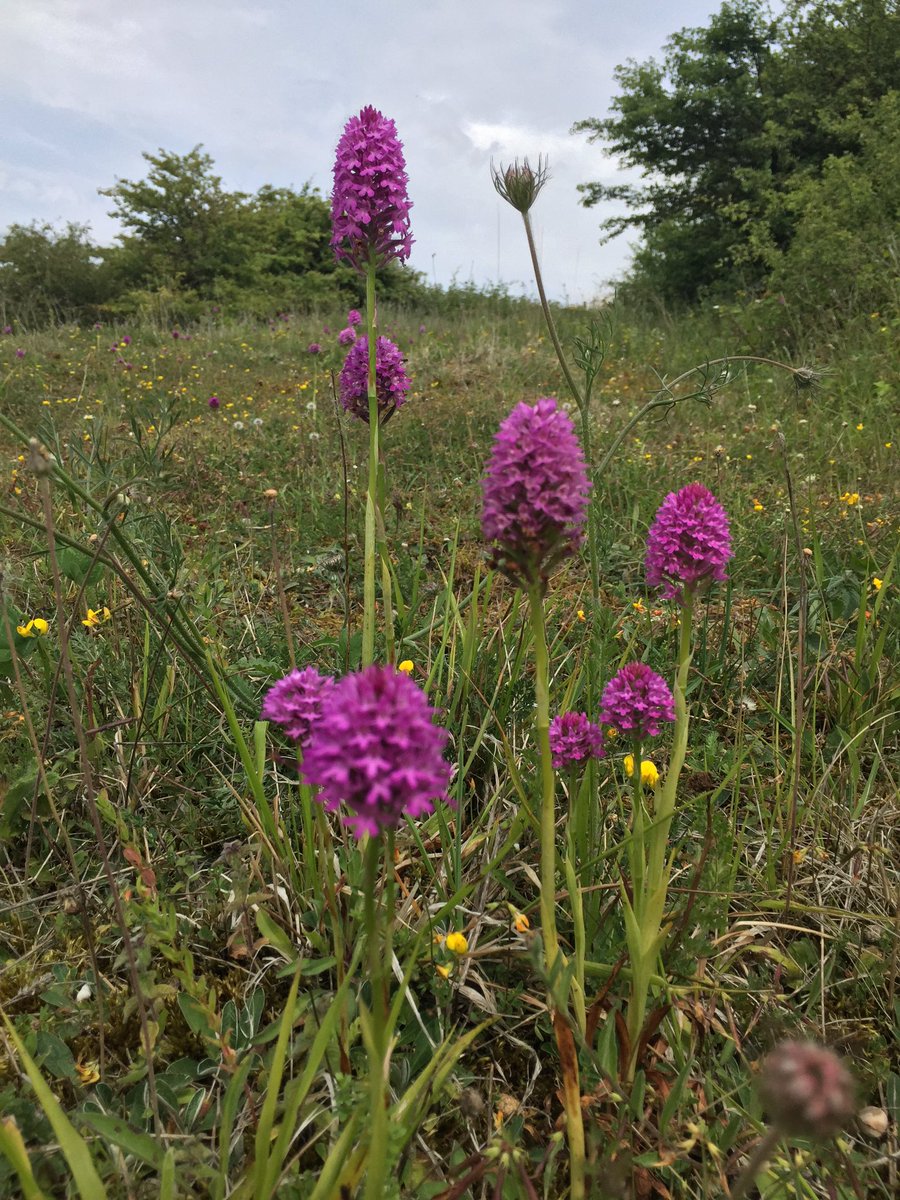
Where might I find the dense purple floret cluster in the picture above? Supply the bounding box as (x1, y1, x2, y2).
(331, 106, 413, 270)
(759, 1041, 856, 1138)
(338, 335, 411, 423)
(481, 398, 591, 585)
(548, 712, 605, 769)
(599, 663, 675, 741)
(301, 665, 453, 837)
(261, 666, 334, 750)
(645, 483, 732, 602)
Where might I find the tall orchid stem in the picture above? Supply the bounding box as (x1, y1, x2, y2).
(362, 834, 389, 1199)
(625, 590, 694, 1081)
(362, 259, 380, 667)
(527, 584, 586, 1200)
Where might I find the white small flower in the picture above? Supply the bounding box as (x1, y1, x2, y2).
(76, 984, 92, 1004)
(305, 401, 317, 412)
(233, 420, 245, 431)
(309, 432, 320, 441)
(252, 417, 263, 427)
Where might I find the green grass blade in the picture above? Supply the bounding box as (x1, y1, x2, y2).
(2, 1014, 108, 1199)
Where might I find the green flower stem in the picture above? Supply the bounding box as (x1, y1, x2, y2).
(728, 1126, 782, 1200)
(527, 584, 585, 1200)
(625, 591, 695, 1080)
(362, 259, 380, 667)
(527, 585, 560, 970)
(362, 834, 388, 1200)
(375, 459, 396, 665)
(520, 212, 584, 411)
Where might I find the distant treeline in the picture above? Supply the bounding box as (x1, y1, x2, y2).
(0, 147, 440, 327)
(574, 0, 899, 314)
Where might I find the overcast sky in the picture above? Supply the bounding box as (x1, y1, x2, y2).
(2, 0, 750, 303)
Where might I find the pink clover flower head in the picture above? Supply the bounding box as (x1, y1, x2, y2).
(338, 326, 356, 346)
(347, 309, 362, 326)
(331, 105, 413, 271)
(599, 662, 674, 741)
(481, 397, 591, 587)
(759, 1041, 856, 1139)
(301, 664, 453, 837)
(338, 335, 411, 423)
(307, 342, 322, 354)
(549, 712, 605, 770)
(208, 395, 220, 409)
(261, 666, 335, 750)
(645, 483, 732, 603)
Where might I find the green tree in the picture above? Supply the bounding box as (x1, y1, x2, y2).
(573, 0, 900, 307)
(100, 146, 253, 294)
(573, 0, 777, 303)
(0, 221, 109, 325)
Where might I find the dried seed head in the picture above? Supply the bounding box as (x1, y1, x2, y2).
(26, 438, 54, 477)
(491, 156, 550, 213)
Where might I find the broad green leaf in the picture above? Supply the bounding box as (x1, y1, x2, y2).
(78, 1112, 165, 1170)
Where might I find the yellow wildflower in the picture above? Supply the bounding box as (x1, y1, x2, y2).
(435, 964, 451, 980)
(445, 931, 468, 955)
(398, 660, 414, 674)
(841, 492, 860, 506)
(16, 618, 49, 638)
(576, 609, 585, 622)
(513, 912, 530, 934)
(624, 756, 659, 787)
(75, 1059, 100, 1086)
(82, 607, 111, 628)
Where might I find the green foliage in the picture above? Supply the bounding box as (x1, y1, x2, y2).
(0, 222, 110, 325)
(0, 302, 896, 1197)
(574, 0, 900, 312)
(0, 147, 429, 326)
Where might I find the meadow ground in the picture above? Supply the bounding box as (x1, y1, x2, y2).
(0, 298, 897, 1197)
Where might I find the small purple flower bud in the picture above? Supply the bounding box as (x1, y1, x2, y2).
(15, 348, 25, 359)
(261, 666, 335, 750)
(338, 335, 411, 424)
(338, 326, 356, 346)
(481, 397, 591, 588)
(599, 663, 675, 740)
(347, 309, 362, 326)
(301, 665, 453, 837)
(307, 342, 322, 355)
(549, 712, 605, 769)
(208, 395, 220, 409)
(646, 483, 733, 603)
